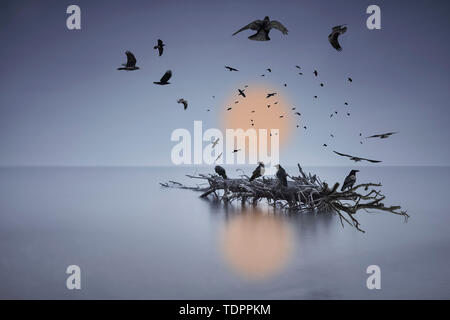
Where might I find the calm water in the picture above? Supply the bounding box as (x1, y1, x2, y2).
(0, 166, 449, 299)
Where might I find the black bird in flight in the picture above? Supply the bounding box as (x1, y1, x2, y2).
(295, 112, 301, 116)
(267, 68, 272, 72)
(154, 70, 172, 85)
(328, 25, 347, 51)
(232, 149, 241, 153)
(323, 144, 328, 147)
(366, 132, 398, 139)
(275, 164, 288, 187)
(266, 93, 277, 98)
(348, 77, 353, 82)
(314, 95, 318, 99)
(154, 39, 165, 56)
(274, 102, 278, 104)
(117, 51, 140, 71)
(177, 98, 188, 110)
(238, 89, 246, 97)
(249, 162, 265, 181)
(344, 102, 349, 106)
(299, 72, 303, 75)
(333, 151, 382, 163)
(341, 170, 359, 191)
(215, 166, 227, 179)
(232, 16, 288, 41)
(313, 70, 318, 77)
(320, 83, 324, 87)
(296, 65, 301, 69)
(227, 107, 232, 111)
(225, 66, 239, 72)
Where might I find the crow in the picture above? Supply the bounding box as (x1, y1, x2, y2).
(333, 151, 382, 163)
(215, 166, 227, 179)
(341, 170, 359, 191)
(275, 164, 288, 187)
(366, 132, 398, 139)
(249, 162, 265, 181)
(117, 51, 140, 71)
(328, 25, 347, 51)
(225, 66, 239, 72)
(154, 70, 172, 85)
(232, 16, 288, 41)
(177, 98, 188, 110)
(153, 39, 165, 56)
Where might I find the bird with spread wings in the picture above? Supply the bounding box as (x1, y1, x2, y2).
(328, 25, 347, 51)
(366, 132, 398, 139)
(333, 151, 382, 163)
(232, 16, 288, 41)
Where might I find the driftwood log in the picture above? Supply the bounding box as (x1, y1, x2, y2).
(160, 164, 408, 233)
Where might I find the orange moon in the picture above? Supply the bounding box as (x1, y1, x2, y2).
(222, 84, 294, 148)
(220, 209, 294, 280)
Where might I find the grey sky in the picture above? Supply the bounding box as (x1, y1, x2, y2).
(0, 0, 449, 166)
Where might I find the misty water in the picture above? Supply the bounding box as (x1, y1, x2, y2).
(0, 166, 449, 299)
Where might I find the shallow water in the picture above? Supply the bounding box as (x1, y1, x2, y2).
(0, 166, 449, 299)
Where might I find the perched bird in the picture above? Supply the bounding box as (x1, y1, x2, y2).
(177, 98, 188, 110)
(366, 132, 398, 139)
(117, 51, 140, 71)
(313, 70, 318, 77)
(232, 16, 288, 41)
(153, 39, 165, 56)
(266, 92, 277, 98)
(154, 70, 172, 85)
(333, 151, 382, 163)
(275, 164, 288, 187)
(328, 25, 347, 51)
(215, 166, 228, 179)
(249, 162, 265, 181)
(238, 89, 246, 98)
(341, 170, 359, 191)
(225, 66, 239, 72)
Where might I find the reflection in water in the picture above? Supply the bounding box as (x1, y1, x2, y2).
(220, 206, 294, 281)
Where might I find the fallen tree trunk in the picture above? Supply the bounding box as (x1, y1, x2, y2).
(160, 164, 408, 233)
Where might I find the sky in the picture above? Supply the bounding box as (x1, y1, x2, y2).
(0, 0, 449, 166)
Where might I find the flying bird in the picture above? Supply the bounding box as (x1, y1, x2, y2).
(249, 162, 265, 181)
(313, 70, 318, 77)
(232, 16, 288, 41)
(232, 149, 241, 153)
(267, 68, 272, 72)
(328, 25, 347, 51)
(333, 151, 382, 163)
(211, 138, 220, 148)
(266, 93, 277, 98)
(344, 102, 349, 106)
(275, 164, 288, 187)
(177, 98, 188, 110)
(323, 144, 328, 147)
(238, 89, 246, 97)
(225, 66, 239, 72)
(154, 70, 172, 85)
(366, 132, 398, 139)
(227, 107, 232, 111)
(348, 77, 353, 82)
(341, 170, 359, 191)
(215, 166, 227, 179)
(117, 51, 139, 71)
(314, 95, 318, 99)
(295, 65, 301, 69)
(320, 83, 324, 87)
(153, 39, 165, 56)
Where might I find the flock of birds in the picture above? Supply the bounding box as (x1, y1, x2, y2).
(116, 16, 398, 191)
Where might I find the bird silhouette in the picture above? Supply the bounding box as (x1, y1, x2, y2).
(328, 25, 347, 51)
(366, 132, 398, 139)
(232, 16, 288, 41)
(215, 166, 227, 179)
(177, 98, 188, 110)
(153, 39, 165, 56)
(313, 70, 318, 77)
(117, 51, 139, 71)
(266, 93, 277, 98)
(249, 162, 265, 181)
(275, 164, 288, 187)
(333, 151, 381, 163)
(341, 170, 359, 191)
(225, 66, 239, 72)
(238, 89, 246, 97)
(154, 70, 172, 85)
